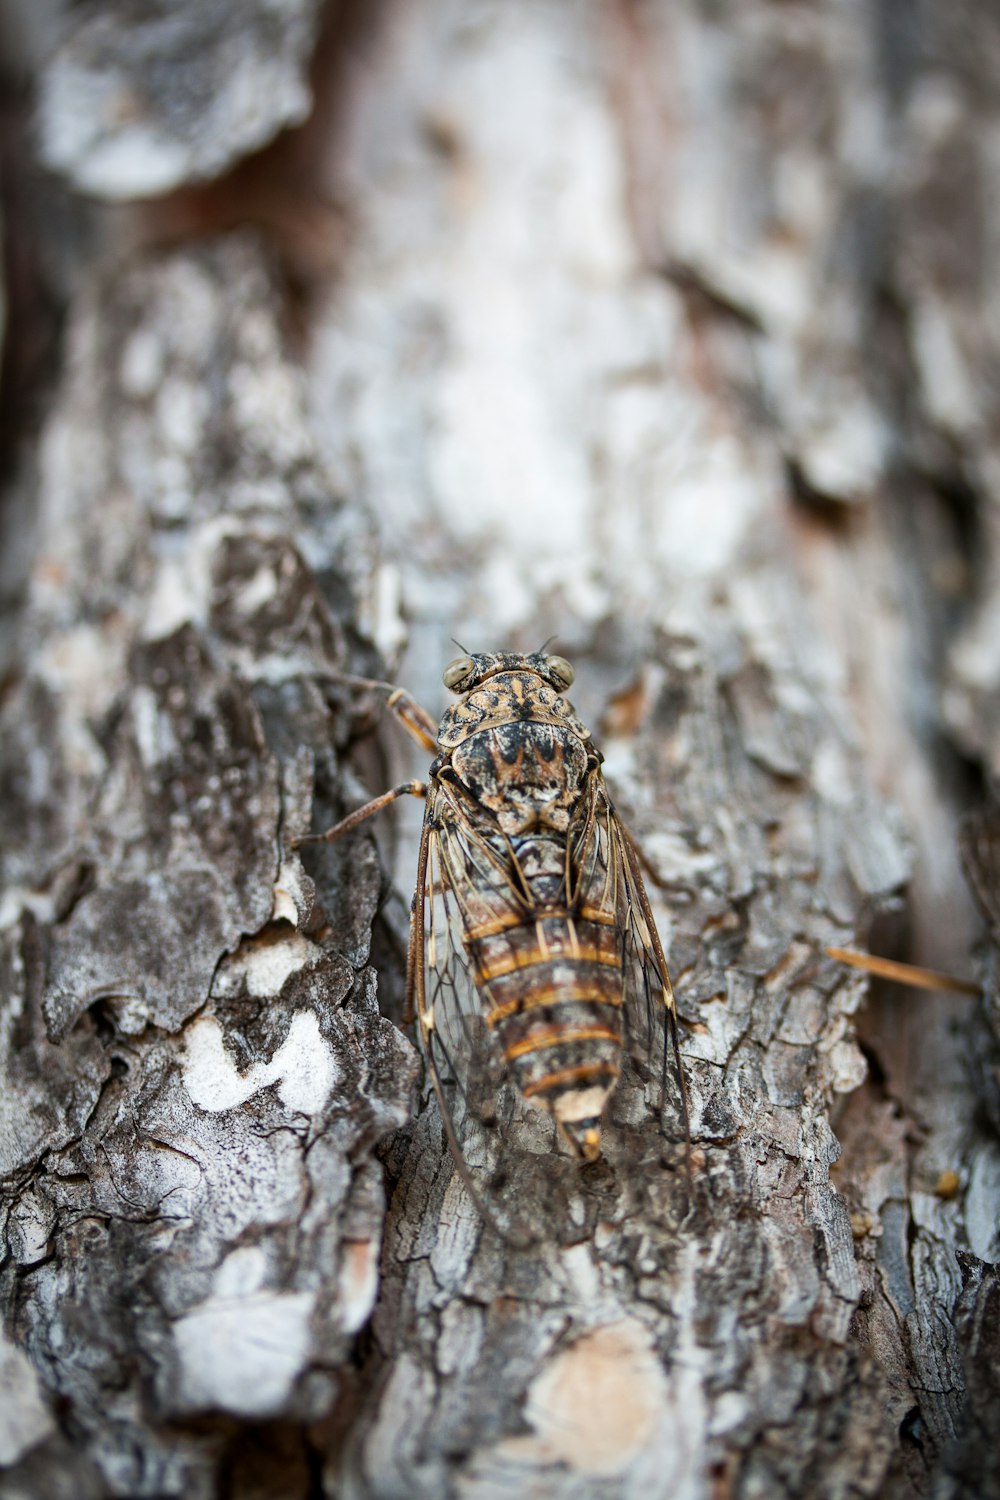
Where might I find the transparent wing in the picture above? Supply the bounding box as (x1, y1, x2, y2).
(408, 784, 543, 1236)
(408, 767, 688, 1220)
(569, 768, 688, 1135)
(409, 784, 529, 1126)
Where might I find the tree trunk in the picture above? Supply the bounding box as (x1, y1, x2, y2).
(1, 3, 998, 1498)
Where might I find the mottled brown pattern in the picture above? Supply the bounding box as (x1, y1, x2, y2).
(412, 651, 678, 1163)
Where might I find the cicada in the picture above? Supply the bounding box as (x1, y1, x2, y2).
(297, 649, 689, 1216)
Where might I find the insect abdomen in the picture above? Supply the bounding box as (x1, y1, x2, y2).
(466, 909, 624, 1156)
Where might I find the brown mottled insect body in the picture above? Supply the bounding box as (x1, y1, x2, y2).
(427, 658, 638, 1158)
(437, 671, 590, 837)
(298, 649, 686, 1204)
(447, 831, 625, 1157)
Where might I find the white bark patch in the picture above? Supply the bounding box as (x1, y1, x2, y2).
(337, 1238, 380, 1335)
(518, 1320, 670, 1478)
(553, 1084, 612, 1123)
(119, 327, 165, 398)
(964, 1142, 1000, 1262)
(0, 1334, 55, 1465)
(559, 1242, 604, 1309)
(222, 929, 320, 998)
(910, 297, 975, 435)
(141, 517, 240, 641)
(156, 375, 209, 456)
(39, 10, 317, 202)
(34, 623, 124, 722)
(182, 1009, 336, 1116)
(0, 888, 57, 933)
(824, 1035, 869, 1094)
(271, 860, 311, 925)
(131, 684, 175, 769)
(234, 563, 279, 614)
(368, 561, 408, 664)
(173, 1249, 315, 1418)
(49, 125, 189, 200)
(33, 624, 123, 780)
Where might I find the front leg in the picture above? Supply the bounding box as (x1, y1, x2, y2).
(293, 779, 428, 847)
(329, 671, 439, 753)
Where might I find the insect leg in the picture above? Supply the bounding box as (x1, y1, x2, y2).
(294, 780, 428, 846)
(385, 688, 439, 753)
(826, 946, 979, 997)
(329, 671, 439, 752)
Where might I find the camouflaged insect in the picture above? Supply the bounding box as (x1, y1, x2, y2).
(298, 650, 687, 1207)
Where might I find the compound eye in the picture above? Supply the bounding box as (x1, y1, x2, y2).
(443, 656, 474, 691)
(545, 654, 575, 690)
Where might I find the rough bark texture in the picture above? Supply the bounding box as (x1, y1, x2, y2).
(1, 3, 999, 1499)
(37, 0, 324, 200)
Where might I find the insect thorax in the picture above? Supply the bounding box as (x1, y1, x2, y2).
(437, 670, 592, 837)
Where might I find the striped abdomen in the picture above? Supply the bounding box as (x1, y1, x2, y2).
(461, 837, 623, 1159)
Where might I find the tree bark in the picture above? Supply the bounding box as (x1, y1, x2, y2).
(1, 3, 998, 1498)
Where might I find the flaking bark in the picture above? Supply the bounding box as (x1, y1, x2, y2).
(2, 3, 999, 1498)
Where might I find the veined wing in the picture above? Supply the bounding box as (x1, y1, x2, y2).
(569, 768, 688, 1133)
(409, 782, 530, 1123)
(408, 782, 545, 1236)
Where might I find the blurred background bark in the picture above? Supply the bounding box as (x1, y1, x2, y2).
(1, 3, 998, 1497)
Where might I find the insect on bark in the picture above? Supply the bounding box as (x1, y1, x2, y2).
(296, 650, 690, 1223)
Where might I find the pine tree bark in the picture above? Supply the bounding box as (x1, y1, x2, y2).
(1, 3, 998, 1498)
